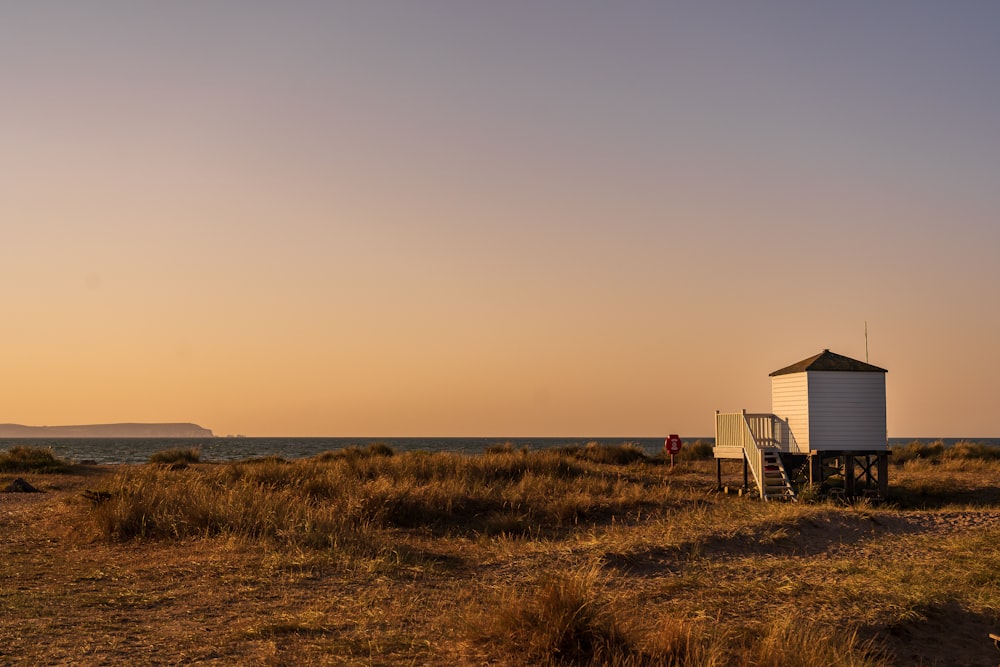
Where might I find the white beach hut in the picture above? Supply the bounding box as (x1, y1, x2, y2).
(714, 349, 889, 501)
(770, 349, 888, 454)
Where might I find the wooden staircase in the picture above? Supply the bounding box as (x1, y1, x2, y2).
(714, 412, 798, 501)
(760, 449, 797, 501)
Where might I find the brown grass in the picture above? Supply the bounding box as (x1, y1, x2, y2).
(478, 565, 635, 665)
(890, 439, 1000, 464)
(2, 445, 999, 665)
(0, 445, 73, 473)
(148, 447, 201, 465)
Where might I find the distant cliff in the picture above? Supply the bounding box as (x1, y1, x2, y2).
(0, 423, 215, 438)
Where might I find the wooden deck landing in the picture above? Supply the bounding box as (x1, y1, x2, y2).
(714, 411, 889, 500)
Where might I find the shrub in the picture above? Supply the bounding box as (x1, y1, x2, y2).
(0, 446, 72, 473)
(148, 447, 201, 465)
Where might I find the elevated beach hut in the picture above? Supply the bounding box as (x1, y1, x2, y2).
(770, 349, 887, 453)
(714, 350, 888, 500)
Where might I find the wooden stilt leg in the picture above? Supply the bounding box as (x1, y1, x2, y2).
(878, 453, 889, 499)
(845, 456, 856, 499)
(809, 455, 822, 489)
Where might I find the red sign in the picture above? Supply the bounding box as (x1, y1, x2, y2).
(665, 434, 683, 455)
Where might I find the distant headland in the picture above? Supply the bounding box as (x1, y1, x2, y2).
(0, 423, 215, 438)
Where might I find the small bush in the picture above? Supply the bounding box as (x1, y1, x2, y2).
(148, 447, 201, 465)
(0, 446, 72, 473)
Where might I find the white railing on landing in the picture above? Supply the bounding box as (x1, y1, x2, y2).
(715, 411, 800, 499)
(716, 411, 799, 453)
(716, 411, 756, 452)
(716, 411, 766, 498)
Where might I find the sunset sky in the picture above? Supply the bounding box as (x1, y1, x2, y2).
(3, 2, 998, 437)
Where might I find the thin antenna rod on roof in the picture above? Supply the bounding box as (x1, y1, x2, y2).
(865, 321, 869, 363)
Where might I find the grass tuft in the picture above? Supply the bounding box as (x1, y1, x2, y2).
(485, 441, 528, 455)
(0, 446, 72, 473)
(891, 440, 1000, 464)
(749, 617, 888, 667)
(557, 442, 649, 465)
(677, 439, 715, 462)
(148, 447, 201, 465)
(890, 440, 946, 463)
(314, 442, 396, 461)
(478, 566, 634, 665)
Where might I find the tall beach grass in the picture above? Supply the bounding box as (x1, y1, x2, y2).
(83, 445, 674, 551)
(66, 442, 1000, 665)
(0, 446, 72, 473)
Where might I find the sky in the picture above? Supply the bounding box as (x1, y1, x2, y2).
(2, 2, 999, 437)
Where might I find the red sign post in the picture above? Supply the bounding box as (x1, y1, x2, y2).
(665, 434, 683, 467)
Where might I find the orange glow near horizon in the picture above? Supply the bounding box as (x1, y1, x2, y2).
(3, 4, 999, 437)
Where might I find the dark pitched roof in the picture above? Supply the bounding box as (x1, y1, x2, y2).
(769, 349, 887, 376)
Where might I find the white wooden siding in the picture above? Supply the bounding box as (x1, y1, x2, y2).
(807, 372, 887, 451)
(771, 374, 809, 453)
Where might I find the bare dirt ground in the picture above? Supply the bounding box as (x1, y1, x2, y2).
(2, 464, 1000, 666)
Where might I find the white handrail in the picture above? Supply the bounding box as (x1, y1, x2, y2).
(717, 412, 800, 453)
(716, 411, 765, 497)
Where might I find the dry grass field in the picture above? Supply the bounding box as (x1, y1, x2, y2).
(2, 443, 999, 666)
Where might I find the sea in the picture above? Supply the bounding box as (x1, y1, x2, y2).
(4, 436, 998, 465)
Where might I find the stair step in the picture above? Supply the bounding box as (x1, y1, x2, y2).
(744, 445, 797, 501)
